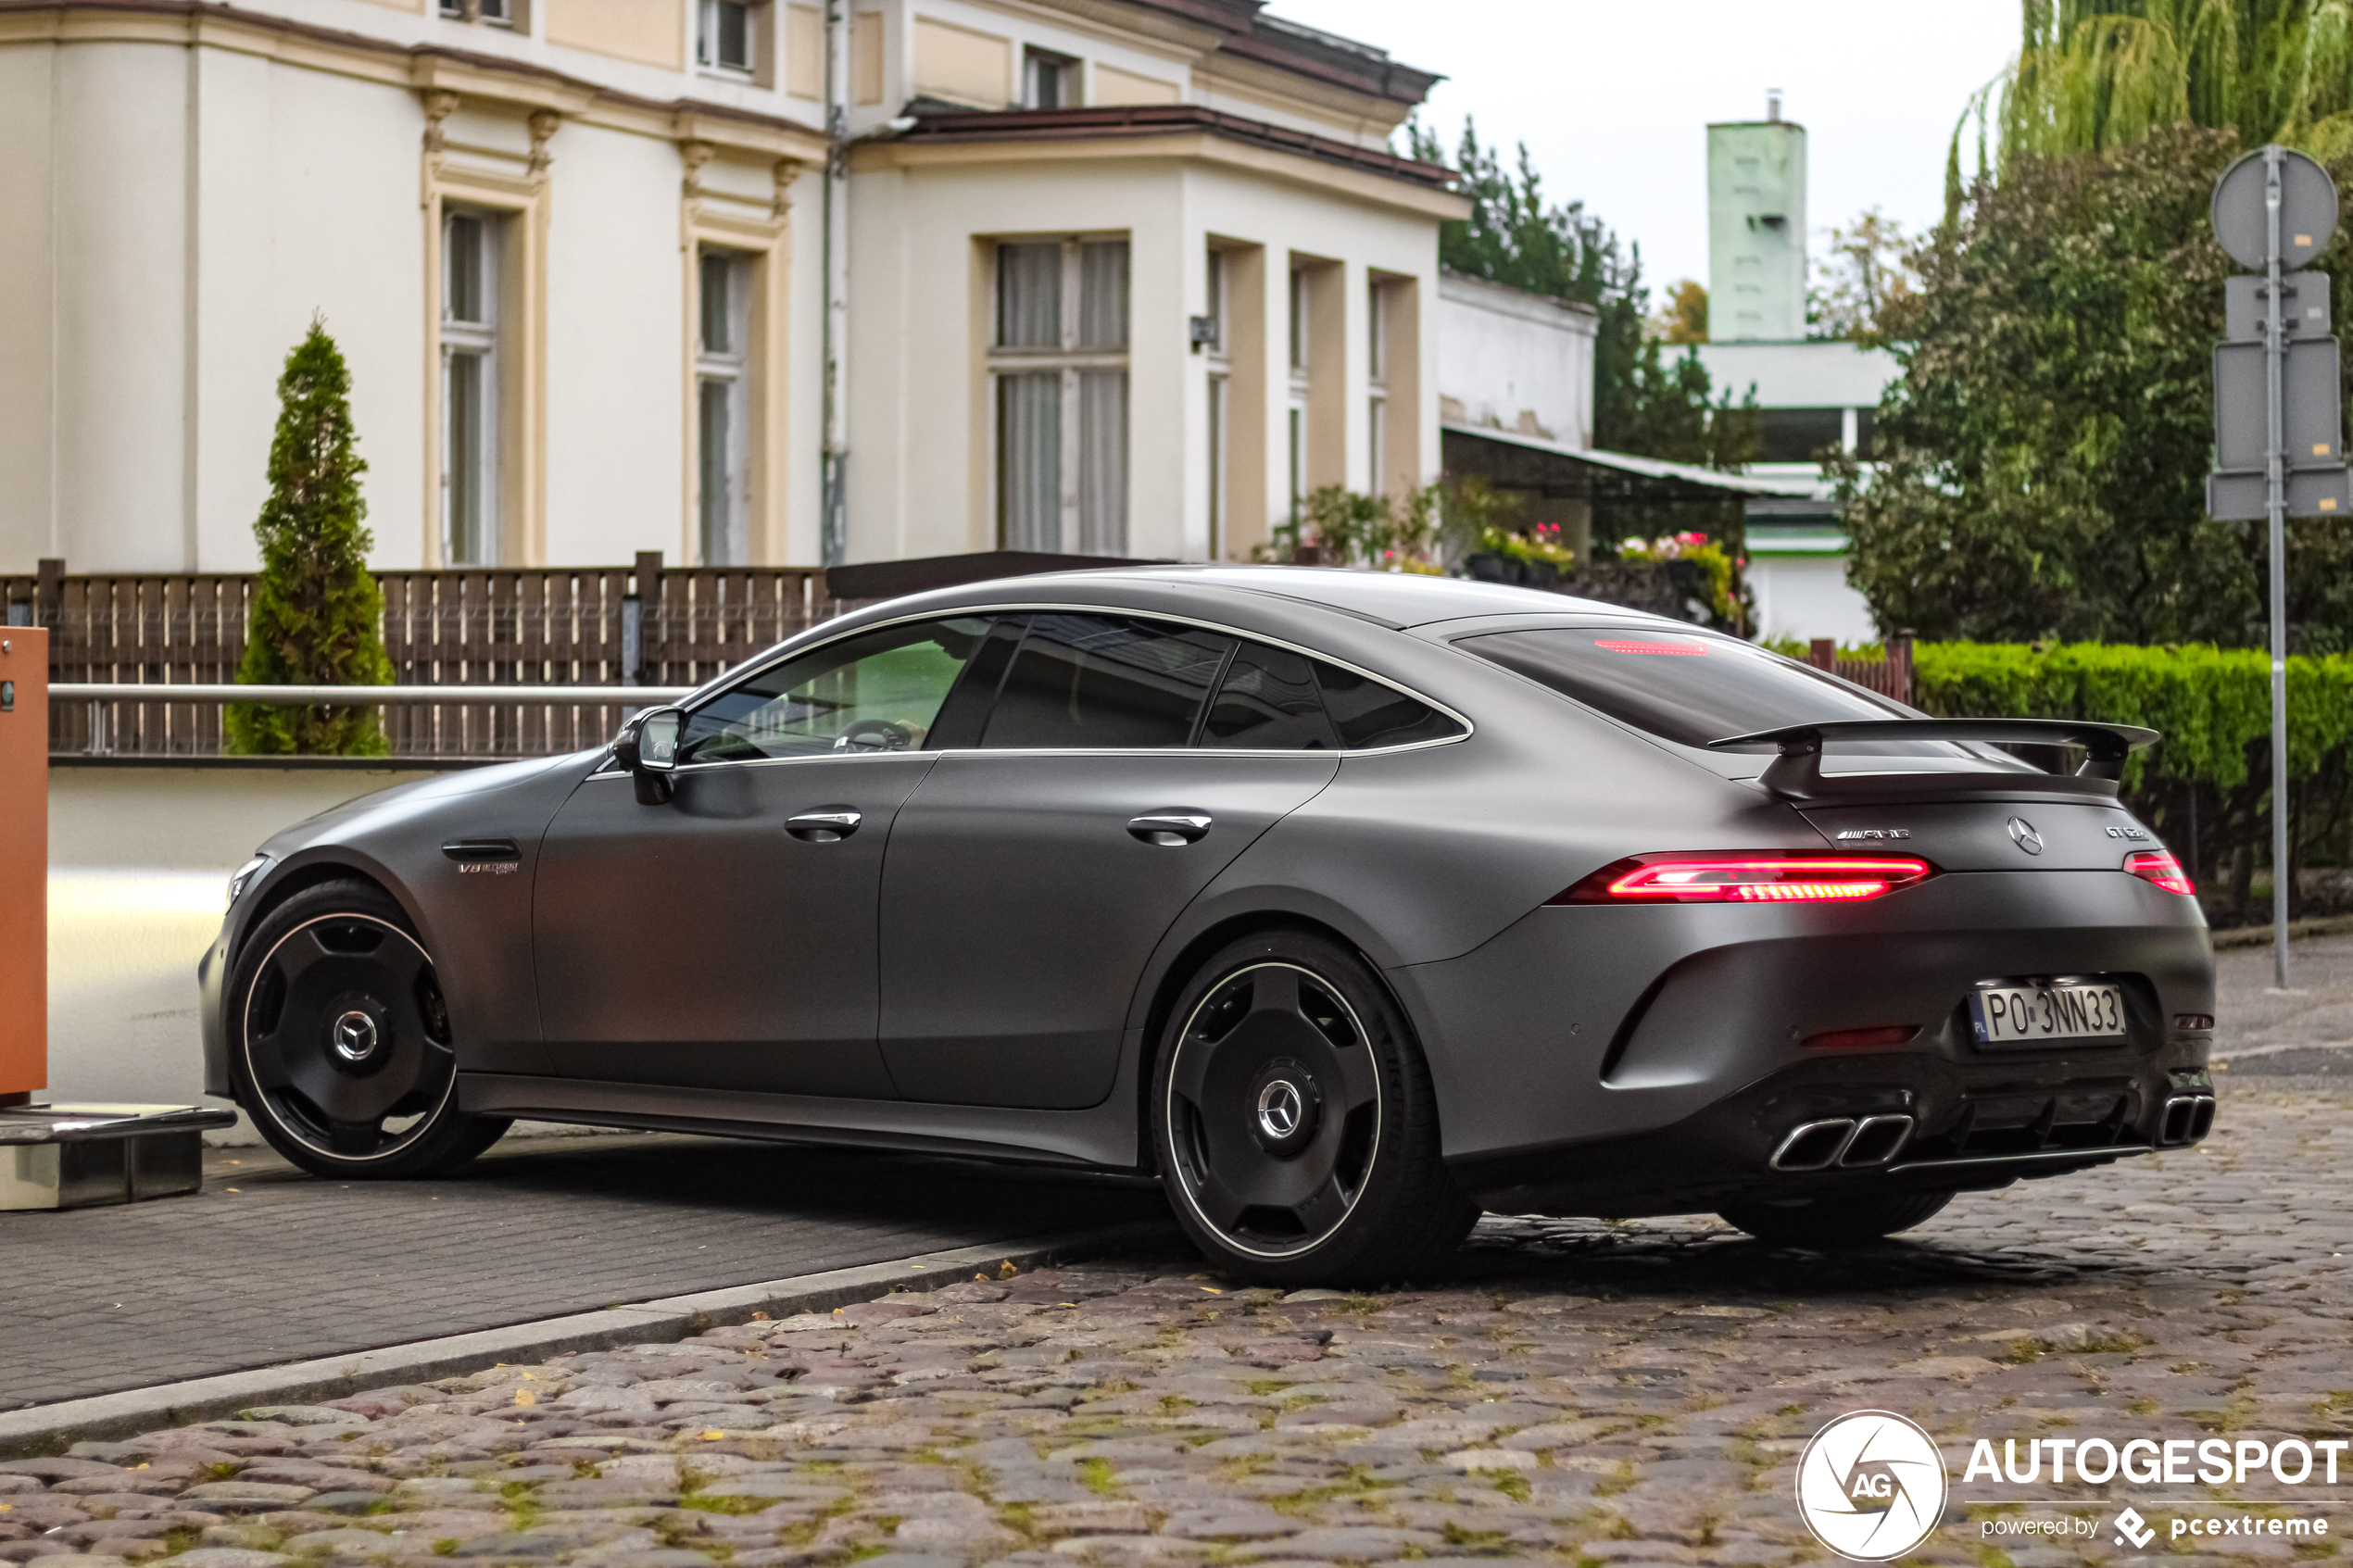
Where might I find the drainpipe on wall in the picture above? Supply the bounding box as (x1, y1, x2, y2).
(820, 0, 850, 567)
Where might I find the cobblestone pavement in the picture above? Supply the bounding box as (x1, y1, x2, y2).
(5, 1086, 2347, 1568)
(0, 1136, 1169, 1411)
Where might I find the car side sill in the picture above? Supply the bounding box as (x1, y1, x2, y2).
(458, 1073, 1133, 1171)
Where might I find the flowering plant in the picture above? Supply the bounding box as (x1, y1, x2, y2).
(1617, 531, 1739, 624)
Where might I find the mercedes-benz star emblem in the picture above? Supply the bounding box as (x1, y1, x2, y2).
(331, 1010, 381, 1063)
(2007, 816, 2045, 856)
(1255, 1080, 1303, 1140)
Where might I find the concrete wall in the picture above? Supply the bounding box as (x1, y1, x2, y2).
(45, 765, 451, 1135)
(1436, 270, 1596, 448)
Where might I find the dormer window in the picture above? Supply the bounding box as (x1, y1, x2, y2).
(1023, 47, 1079, 109)
(699, 0, 755, 74)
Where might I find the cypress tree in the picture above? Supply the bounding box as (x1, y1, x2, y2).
(226, 321, 394, 755)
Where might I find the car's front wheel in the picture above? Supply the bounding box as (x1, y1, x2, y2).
(1151, 928, 1478, 1286)
(227, 878, 510, 1179)
(1718, 1189, 1953, 1248)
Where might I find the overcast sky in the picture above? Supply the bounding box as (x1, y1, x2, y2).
(1263, 0, 2020, 296)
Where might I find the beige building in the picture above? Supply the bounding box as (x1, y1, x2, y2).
(0, 0, 1460, 575)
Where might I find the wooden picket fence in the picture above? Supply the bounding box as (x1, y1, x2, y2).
(1801, 635, 1915, 705)
(6, 555, 844, 759)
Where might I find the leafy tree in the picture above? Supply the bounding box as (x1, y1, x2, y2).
(1657, 279, 1708, 344)
(1403, 119, 1757, 470)
(1960, 0, 2353, 188)
(1835, 127, 2353, 648)
(227, 321, 394, 756)
(1807, 208, 1919, 343)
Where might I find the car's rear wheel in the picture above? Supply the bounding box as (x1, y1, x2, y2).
(228, 878, 510, 1179)
(1718, 1189, 1953, 1248)
(1151, 928, 1478, 1286)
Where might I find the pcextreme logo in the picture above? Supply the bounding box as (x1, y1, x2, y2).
(1795, 1411, 1950, 1561)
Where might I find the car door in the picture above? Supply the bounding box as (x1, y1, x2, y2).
(876, 612, 1341, 1110)
(533, 615, 991, 1096)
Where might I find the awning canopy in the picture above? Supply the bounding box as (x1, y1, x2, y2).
(1441, 422, 1827, 504)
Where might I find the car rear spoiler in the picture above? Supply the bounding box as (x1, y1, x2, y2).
(1707, 719, 2160, 802)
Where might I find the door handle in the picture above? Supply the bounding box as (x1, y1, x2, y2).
(1127, 812, 1212, 847)
(786, 809, 862, 843)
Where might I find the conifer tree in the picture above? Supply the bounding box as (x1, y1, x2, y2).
(226, 321, 394, 755)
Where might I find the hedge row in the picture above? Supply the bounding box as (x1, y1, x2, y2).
(1907, 643, 2353, 793)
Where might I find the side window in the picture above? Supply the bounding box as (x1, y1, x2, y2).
(980, 613, 1231, 749)
(1316, 661, 1464, 749)
(1202, 642, 1339, 749)
(676, 617, 989, 764)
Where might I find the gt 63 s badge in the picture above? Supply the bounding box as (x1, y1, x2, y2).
(1794, 1411, 1948, 1561)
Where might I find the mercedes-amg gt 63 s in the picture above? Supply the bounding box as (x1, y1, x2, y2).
(200, 567, 2216, 1285)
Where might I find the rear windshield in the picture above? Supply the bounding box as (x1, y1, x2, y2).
(1458, 627, 1905, 749)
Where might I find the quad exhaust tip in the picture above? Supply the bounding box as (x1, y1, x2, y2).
(2158, 1094, 2217, 1148)
(1769, 1114, 1915, 1173)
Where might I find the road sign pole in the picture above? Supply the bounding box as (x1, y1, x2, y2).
(2265, 146, 2294, 985)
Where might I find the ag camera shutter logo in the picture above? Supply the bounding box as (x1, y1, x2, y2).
(1795, 1411, 1949, 1561)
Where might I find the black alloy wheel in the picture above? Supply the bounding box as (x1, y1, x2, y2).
(229, 879, 510, 1179)
(1151, 928, 1478, 1286)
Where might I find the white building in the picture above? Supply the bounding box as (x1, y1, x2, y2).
(0, 0, 1461, 575)
(1436, 269, 1595, 448)
(1692, 97, 1894, 645)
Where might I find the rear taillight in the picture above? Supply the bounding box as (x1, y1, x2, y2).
(1551, 853, 1934, 906)
(2125, 849, 2195, 895)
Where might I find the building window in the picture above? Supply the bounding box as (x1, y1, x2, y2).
(698, 0, 754, 72)
(438, 0, 515, 25)
(1366, 279, 1387, 495)
(1023, 47, 1080, 108)
(992, 237, 1129, 554)
(698, 249, 753, 566)
(1287, 267, 1309, 525)
(442, 209, 501, 567)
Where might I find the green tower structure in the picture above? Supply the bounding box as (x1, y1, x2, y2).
(1706, 92, 1807, 342)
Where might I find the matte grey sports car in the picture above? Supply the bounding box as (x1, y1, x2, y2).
(200, 567, 2217, 1285)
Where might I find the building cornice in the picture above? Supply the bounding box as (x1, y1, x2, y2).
(0, 0, 827, 163)
(859, 111, 1469, 220)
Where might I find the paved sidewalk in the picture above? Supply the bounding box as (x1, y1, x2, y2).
(0, 1135, 1171, 1412)
(2, 1087, 2345, 1568)
(2213, 930, 2353, 1079)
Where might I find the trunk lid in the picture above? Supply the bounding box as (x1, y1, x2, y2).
(1797, 799, 2158, 872)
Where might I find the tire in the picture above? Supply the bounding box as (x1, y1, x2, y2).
(1718, 1188, 1954, 1248)
(1150, 928, 1478, 1287)
(226, 877, 510, 1180)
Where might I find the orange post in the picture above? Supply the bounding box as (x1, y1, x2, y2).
(0, 629, 45, 1105)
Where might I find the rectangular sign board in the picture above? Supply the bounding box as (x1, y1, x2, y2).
(2208, 464, 2353, 520)
(2225, 271, 2334, 341)
(2214, 336, 2345, 470)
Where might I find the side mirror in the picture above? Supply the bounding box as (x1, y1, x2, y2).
(616, 707, 684, 805)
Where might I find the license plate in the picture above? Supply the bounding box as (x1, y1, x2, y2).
(1969, 979, 2127, 1047)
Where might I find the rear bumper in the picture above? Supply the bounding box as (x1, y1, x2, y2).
(1398, 867, 2214, 1208)
(1447, 1047, 2214, 1217)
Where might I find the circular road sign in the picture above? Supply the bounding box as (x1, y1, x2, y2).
(2213, 146, 2340, 270)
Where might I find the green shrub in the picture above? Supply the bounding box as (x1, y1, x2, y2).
(227, 321, 394, 756)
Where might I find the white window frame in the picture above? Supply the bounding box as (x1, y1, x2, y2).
(698, 0, 757, 74)
(438, 0, 517, 26)
(1288, 266, 1309, 527)
(1022, 46, 1080, 108)
(989, 236, 1129, 555)
(441, 208, 501, 568)
(697, 248, 754, 567)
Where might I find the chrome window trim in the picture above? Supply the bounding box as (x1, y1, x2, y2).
(605, 601, 1475, 776)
